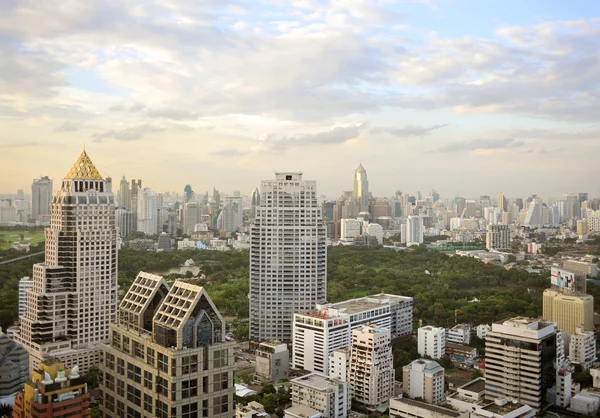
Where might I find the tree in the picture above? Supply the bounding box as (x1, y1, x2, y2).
(0, 404, 12, 416)
(262, 393, 278, 413)
(85, 365, 99, 389)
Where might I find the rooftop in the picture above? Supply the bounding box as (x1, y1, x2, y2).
(326, 293, 412, 315)
(500, 316, 554, 330)
(459, 378, 486, 394)
(480, 400, 531, 415)
(392, 398, 461, 417)
(292, 373, 340, 391)
(285, 404, 322, 418)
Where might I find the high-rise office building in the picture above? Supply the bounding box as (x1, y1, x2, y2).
(250, 187, 260, 220)
(117, 176, 130, 209)
(31, 176, 53, 222)
(524, 198, 543, 226)
(12, 359, 90, 418)
(222, 196, 243, 233)
(485, 317, 557, 410)
(15, 150, 118, 374)
(184, 184, 193, 202)
(405, 215, 424, 246)
(485, 224, 511, 250)
(353, 164, 369, 213)
(348, 324, 395, 410)
(542, 289, 593, 335)
(136, 187, 157, 235)
(497, 193, 508, 211)
(99, 272, 235, 418)
(249, 172, 327, 342)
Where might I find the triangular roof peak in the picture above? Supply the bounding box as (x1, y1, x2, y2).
(64, 150, 103, 180)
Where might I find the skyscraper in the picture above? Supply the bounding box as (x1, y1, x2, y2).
(136, 187, 157, 235)
(353, 164, 369, 213)
(222, 196, 243, 233)
(497, 192, 508, 211)
(117, 175, 130, 209)
(405, 215, 424, 246)
(15, 150, 118, 374)
(249, 172, 327, 342)
(184, 184, 193, 202)
(31, 176, 53, 222)
(250, 187, 260, 220)
(99, 273, 235, 418)
(524, 198, 543, 226)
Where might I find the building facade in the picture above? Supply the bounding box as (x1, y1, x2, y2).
(254, 341, 289, 383)
(12, 359, 90, 418)
(249, 172, 327, 342)
(0, 330, 29, 396)
(447, 324, 472, 345)
(99, 273, 235, 418)
(484, 317, 557, 410)
(418, 326, 446, 359)
(485, 224, 511, 250)
(569, 327, 596, 370)
(348, 324, 395, 410)
(290, 373, 349, 418)
(542, 289, 594, 335)
(402, 359, 445, 404)
(31, 176, 53, 222)
(353, 164, 369, 213)
(18, 277, 33, 319)
(15, 150, 118, 374)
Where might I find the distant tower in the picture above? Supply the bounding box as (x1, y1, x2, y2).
(250, 187, 260, 220)
(118, 175, 130, 209)
(497, 192, 508, 211)
(353, 164, 369, 213)
(137, 188, 158, 235)
(213, 187, 221, 208)
(184, 184, 193, 203)
(31, 176, 53, 222)
(249, 172, 327, 342)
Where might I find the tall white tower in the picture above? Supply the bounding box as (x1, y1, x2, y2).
(136, 187, 157, 235)
(15, 150, 118, 373)
(353, 164, 369, 213)
(31, 176, 53, 222)
(249, 172, 327, 342)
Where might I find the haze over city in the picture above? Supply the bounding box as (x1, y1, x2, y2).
(2, 0, 600, 198)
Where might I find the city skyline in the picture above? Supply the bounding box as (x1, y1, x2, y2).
(2, 1, 600, 197)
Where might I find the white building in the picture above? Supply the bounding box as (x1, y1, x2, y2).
(447, 324, 472, 345)
(31, 176, 53, 222)
(366, 223, 384, 244)
(341, 218, 362, 241)
(556, 369, 572, 408)
(406, 216, 424, 246)
(569, 327, 597, 370)
(485, 317, 557, 410)
(18, 276, 33, 319)
(418, 326, 446, 359)
(136, 187, 158, 235)
(348, 324, 395, 410)
(402, 359, 445, 404)
(524, 198, 543, 226)
(249, 172, 327, 342)
(390, 398, 468, 418)
(223, 196, 243, 233)
(293, 294, 413, 374)
(328, 347, 351, 382)
(291, 373, 349, 418)
(476, 324, 491, 339)
(485, 224, 511, 250)
(15, 150, 118, 374)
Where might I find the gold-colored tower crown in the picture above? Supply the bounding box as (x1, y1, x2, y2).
(64, 150, 103, 180)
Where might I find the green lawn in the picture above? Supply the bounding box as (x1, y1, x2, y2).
(0, 229, 45, 250)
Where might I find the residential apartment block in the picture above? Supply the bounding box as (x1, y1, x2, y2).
(249, 172, 327, 342)
(402, 359, 445, 404)
(293, 294, 413, 374)
(99, 272, 235, 418)
(290, 373, 349, 418)
(418, 326, 446, 359)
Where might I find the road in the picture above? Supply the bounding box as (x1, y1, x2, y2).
(0, 251, 44, 266)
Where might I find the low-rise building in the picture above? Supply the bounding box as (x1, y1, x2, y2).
(12, 359, 90, 418)
(290, 373, 349, 418)
(476, 324, 491, 339)
(254, 341, 289, 383)
(402, 359, 445, 404)
(569, 327, 597, 370)
(390, 397, 468, 418)
(284, 404, 323, 418)
(447, 324, 472, 345)
(564, 259, 598, 279)
(418, 326, 445, 359)
(236, 401, 268, 418)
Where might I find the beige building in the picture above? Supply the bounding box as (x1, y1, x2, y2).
(564, 259, 598, 279)
(569, 327, 597, 370)
(99, 272, 235, 418)
(348, 324, 395, 410)
(542, 289, 594, 335)
(390, 398, 468, 418)
(290, 373, 349, 418)
(402, 359, 445, 404)
(236, 401, 267, 418)
(485, 317, 557, 410)
(254, 341, 289, 383)
(15, 150, 118, 374)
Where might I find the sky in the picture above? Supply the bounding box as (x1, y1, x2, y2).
(2, 0, 600, 200)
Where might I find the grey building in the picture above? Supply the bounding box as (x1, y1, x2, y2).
(0, 330, 29, 396)
(31, 176, 53, 222)
(254, 341, 289, 384)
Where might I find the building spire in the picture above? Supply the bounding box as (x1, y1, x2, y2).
(64, 149, 103, 180)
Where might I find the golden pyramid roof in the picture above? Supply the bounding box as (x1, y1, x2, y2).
(64, 150, 103, 180)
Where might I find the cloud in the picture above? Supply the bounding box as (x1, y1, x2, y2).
(1, 141, 39, 148)
(210, 148, 250, 157)
(129, 102, 146, 113)
(146, 107, 200, 120)
(54, 121, 80, 132)
(92, 124, 165, 142)
(439, 137, 524, 153)
(372, 124, 447, 137)
(265, 125, 362, 151)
